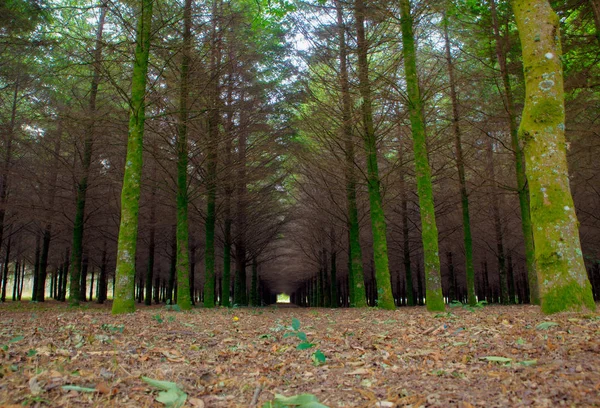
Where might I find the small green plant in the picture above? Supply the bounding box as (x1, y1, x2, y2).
(152, 314, 164, 324)
(164, 300, 181, 312)
(284, 318, 326, 366)
(101, 324, 125, 333)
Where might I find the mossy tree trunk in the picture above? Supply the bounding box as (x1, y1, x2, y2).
(513, 0, 596, 313)
(112, 0, 153, 314)
(175, 0, 193, 311)
(336, 0, 367, 308)
(69, 1, 107, 306)
(353, 0, 395, 310)
(489, 0, 538, 305)
(399, 0, 444, 311)
(442, 10, 476, 306)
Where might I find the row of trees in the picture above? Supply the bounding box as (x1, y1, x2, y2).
(281, 0, 598, 313)
(0, 0, 598, 314)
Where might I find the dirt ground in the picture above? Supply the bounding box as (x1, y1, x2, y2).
(0, 301, 598, 407)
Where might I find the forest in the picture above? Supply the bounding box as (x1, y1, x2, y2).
(0, 0, 599, 406)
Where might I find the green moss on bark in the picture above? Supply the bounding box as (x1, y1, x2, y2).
(513, 0, 595, 314)
(112, 0, 153, 315)
(400, 0, 444, 312)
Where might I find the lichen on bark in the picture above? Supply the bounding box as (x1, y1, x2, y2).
(512, 0, 595, 314)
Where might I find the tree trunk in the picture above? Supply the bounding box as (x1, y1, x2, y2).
(97, 242, 107, 304)
(399, 0, 444, 311)
(250, 257, 258, 306)
(69, 2, 107, 306)
(486, 137, 509, 304)
(234, 108, 248, 306)
(490, 0, 538, 304)
(513, 0, 596, 313)
(175, 0, 193, 310)
(353, 0, 395, 310)
(32, 234, 40, 301)
(12, 260, 19, 301)
(336, 0, 366, 308)
(79, 252, 89, 301)
(145, 182, 156, 305)
(112, 0, 153, 314)
(443, 11, 476, 306)
(399, 146, 415, 307)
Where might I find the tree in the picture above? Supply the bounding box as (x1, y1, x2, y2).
(175, 0, 193, 311)
(512, 0, 595, 313)
(399, 0, 444, 311)
(353, 0, 395, 310)
(112, 0, 154, 314)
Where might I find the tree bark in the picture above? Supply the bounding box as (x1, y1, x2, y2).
(513, 0, 596, 313)
(112, 0, 153, 314)
(69, 2, 107, 306)
(490, 0, 538, 304)
(175, 0, 193, 310)
(399, 0, 444, 311)
(443, 10, 477, 305)
(354, 0, 395, 310)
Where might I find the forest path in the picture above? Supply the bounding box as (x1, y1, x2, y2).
(0, 303, 598, 407)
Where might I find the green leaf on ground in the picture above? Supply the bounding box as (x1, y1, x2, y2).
(142, 376, 187, 408)
(480, 356, 512, 363)
(536, 322, 559, 330)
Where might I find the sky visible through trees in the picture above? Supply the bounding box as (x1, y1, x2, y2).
(0, 0, 599, 314)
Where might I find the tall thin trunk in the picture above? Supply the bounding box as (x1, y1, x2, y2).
(37, 128, 62, 302)
(234, 108, 248, 306)
(354, 0, 395, 310)
(70, 2, 107, 306)
(145, 182, 156, 305)
(490, 0, 538, 304)
(12, 260, 19, 301)
(330, 228, 338, 308)
(97, 242, 107, 303)
(32, 234, 40, 301)
(204, 0, 221, 308)
(168, 228, 176, 303)
(89, 267, 94, 301)
(79, 252, 89, 301)
(486, 138, 509, 304)
(443, 10, 476, 305)
(513, 0, 595, 313)
(221, 68, 234, 307)
(112, 0, 153, 314)
(399, 0, 444, 311)
(175, 0, 193, 310)
(0, 77, 19, 266)
(336, 0, 366, 307)
(399, 147, 415, 306)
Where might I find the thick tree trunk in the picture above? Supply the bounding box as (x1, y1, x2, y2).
(399, 0, 444, 311)
(513, 0, 596, 313)
(336, 0, 366, 307)
(175, 0, 193, 310)
(70, 2, 107, 306)
(112, 0, 153, 314)
(490, 0, 538, 304)
(443, 11, 476, 305)
(354, 0, 395, 309)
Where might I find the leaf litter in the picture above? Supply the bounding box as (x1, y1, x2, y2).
(0, 301, 598, 407)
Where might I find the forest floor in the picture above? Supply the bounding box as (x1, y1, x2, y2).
(0, 301, 599, 407)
